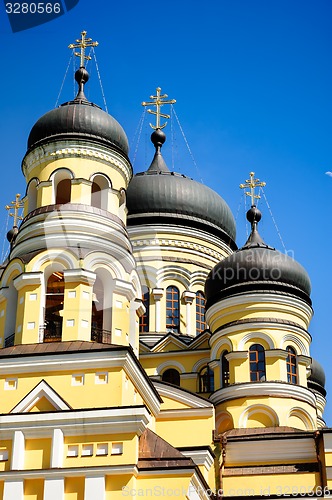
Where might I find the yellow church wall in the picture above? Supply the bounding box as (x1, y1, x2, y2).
(15, 284, 42, 345)
(215, 396, 316, 433)
(24, 478, 44, 500)
(0, 440, 12, 472)
(208, 300, 311, 333)
(24, 438, 52, 470)
(26, 157, 130, 194)
(71, 178, 92, 205)
(131, 474, 194, 499)
(156, 415, 214, 448)
(222, 472, 320, 497)
(0, 368, 125, 413)
(65, 476, 85, 500)
(105, 475, 136, 500)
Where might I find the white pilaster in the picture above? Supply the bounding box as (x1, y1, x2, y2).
(11, 430, 24, 470)
(3, 480, 23, 500)
(51, 428, 64, 468)
(44, 478, 64, 500)
(152, 288, 163, 332)
(182, 291, 196, 336)
(84, 476, 105, 500)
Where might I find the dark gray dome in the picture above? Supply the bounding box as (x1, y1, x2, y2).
(308, 359, 326, 395)
(205, 207, 311, 307)
(127, 171, 236, 243)
(27, 68, 129, 156)
(28, 102, 129, 155)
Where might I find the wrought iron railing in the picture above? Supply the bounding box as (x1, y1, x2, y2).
(91, 327, 112, 344)
(4, 334, 15, 348)
(41, 325, 62, 343)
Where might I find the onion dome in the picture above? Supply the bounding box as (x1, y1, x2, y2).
(126, 129, 237, 247)
(205, 205, 311, 307)
(27, 66, 129, 156)
(308, 358, 326, 397)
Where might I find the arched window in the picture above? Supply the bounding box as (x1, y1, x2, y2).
(221, 351, 230, 388)
(249, 344, 266, 382)
(56, 178, 71, 205)
(199, 365, 214, 393)
(91, 174, 110, 210)
(162, 368, 180, 386)
(196, 291, 206, 334)
(44, 272, 64, 342)
(139, 286, 149, 333)
(27, 179, 38, 214)
(91, 275, 104, 341)
(166, 286, 180, 333)
(286, 346, 298, 384)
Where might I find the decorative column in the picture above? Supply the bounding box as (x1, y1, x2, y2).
(13, 272, 43, 345)
(182, 291, 196, 336)
(43, 478, 64, 500)
(84, 476, 105, 500)
(50, 428, 64, 467)
(11, 430, 25, 470)
(152, 288, 164, 332)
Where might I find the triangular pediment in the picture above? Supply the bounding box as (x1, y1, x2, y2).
(11, 380, 72, 413)
(152, 334, 188, 353)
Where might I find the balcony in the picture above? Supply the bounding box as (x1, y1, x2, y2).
(4, 334, 15, 348)
(91, 327, 112, 344)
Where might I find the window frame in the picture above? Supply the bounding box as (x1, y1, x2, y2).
(249, 344, 266, 382)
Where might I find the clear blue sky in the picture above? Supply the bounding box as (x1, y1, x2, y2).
(1, 1, 331, 421)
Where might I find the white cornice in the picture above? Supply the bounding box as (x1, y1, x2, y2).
(0, 406, 150, 439)
(210, 381, 317, 407)
(23, 141, 132, 184)
(113, 279, 136, 301)
(13, 272, 43, 291)
(63, 269, 96, 286)
(180, 449, 214, 470)
(0, 465, 137, 480)
(157, 408, 214, 420)
(154, 381, 213, 409)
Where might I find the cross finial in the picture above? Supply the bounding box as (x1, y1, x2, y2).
(240, 172, 266, 206)
(5, 194, 24, 227)
(68, 30, 99, 68)
(142, 87, 176, 130)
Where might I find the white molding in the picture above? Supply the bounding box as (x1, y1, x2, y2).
(180, 449, 214, 470)
(11, 380, 71, 413)
(113, 279, 136, 301)
(63, 269, 96, 286)
(156, 360, 186, 374)
(210, 322, 311, 359)
(0, 407, 151, 439)
(11, 431, 24, 470)
(154, 381, 213, 409)
(238, 332, 275, 350)
(0, 465, 137, 481)
(225, 351, 248, 361)
(51, 428, 64, 468)
(210, 381, 317, 407)
(13, 272, 43, 291)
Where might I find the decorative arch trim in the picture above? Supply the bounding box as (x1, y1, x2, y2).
(280, 334, 308, 356)
(238, 332, 274, 350)
(156, 360, 186, 375)
(288, 407, 315, 430)
(239, 404, 279, 428)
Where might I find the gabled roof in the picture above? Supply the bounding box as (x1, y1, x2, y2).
(138, 428, 194, 469)
(11, 379, 71, 413)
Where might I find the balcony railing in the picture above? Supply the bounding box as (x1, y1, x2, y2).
(41, 325, 62, 343)
(91, 327, 112, 344)
(4, 334, 15, 348)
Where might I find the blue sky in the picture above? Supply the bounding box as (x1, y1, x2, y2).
(1, 0, 331, 421)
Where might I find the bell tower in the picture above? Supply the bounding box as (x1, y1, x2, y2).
(0, 31, 142, 353)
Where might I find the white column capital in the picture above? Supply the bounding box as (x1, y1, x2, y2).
(182, 291, 196, 304)
(152, 288, 164, 300)
(63, 269, 96, 286)
(13, 272, 43, 291)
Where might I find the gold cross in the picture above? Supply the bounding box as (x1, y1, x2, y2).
(68, 30, 99, 68)
(5, 194, 24, 227)
(142, 87, 176, 129)
(240, 172, 266, 206)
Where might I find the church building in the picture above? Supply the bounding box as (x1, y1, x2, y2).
(0, 31, 331, 500)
